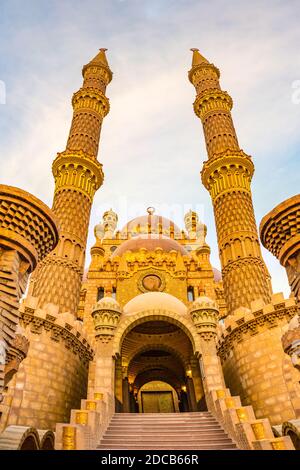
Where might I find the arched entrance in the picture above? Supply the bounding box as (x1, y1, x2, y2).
(114, 314, 207, 413)
(138, 381, 179, 413)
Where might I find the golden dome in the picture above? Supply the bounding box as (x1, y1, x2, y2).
(121, 214, 181, 238)
(112, 234, 187, 258)
(123, 292, 187, 316)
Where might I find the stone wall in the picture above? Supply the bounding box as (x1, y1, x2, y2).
(0, 298, 94, 432)
(218, 294, 300, 425)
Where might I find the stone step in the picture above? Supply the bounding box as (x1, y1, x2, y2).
(110, 419, 219, 424)
(113, 411, 213, 418)
(98, 444, 237, 450)
(105, 430, 226, 437)
(98, 412, 237, 451)
(108, 425, 222, 431)
(101, 437, 233, 444)
(112, 414, 214, 419)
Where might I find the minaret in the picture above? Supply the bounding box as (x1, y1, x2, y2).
(31, 49, 112, 314)
(188, 49, 272, 313)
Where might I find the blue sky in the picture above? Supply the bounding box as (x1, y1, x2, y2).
(1, 0, 300, 296)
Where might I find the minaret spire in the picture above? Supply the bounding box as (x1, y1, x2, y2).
(190, 48, 210, 66)
(188, 49, 272, 313)
(31, 49, 113, 314)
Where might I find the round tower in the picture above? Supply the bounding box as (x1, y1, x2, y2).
(31, 49, 113, 315)
(102, 209, 118, 239)
(188, 49, 272, 314)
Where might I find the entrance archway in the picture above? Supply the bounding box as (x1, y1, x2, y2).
(114, 314, 206, 413)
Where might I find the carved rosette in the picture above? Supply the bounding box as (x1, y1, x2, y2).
(189, 296, 219, 338)
(92, 297, 122, 343)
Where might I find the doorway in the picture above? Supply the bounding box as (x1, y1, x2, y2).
(115, 319, 207, 413)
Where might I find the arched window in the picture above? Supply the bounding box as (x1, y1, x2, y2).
(97, 287, 104, 301)
(187, 287, 194, 302)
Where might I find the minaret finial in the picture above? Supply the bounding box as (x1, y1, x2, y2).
(147, 207, 155, 215)
(190, 48, 209, 67)
(82, 48, 112, 81)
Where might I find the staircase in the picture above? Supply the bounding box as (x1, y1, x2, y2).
(98, 412, 238, 450)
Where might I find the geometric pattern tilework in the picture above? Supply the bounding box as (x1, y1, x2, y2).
(0, 191, 58, 265)
(52, 190, 91, 244)
(260, 194, 300, 262)
(32, 258, 82, 314)
(214, 191, 258, 244)
(203, 111, 239, 158)
(67, 111, 102, 157)
(32, 188, 92, 313)
(222, 258, 271, 312)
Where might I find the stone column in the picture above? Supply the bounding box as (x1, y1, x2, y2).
(90, 297, 122, 415)
(190, 357, 206, 410)
(186, 377, 197, 412)
(189, 296, 225, 400)
(114, 359, 123, 413)
(122, 377, 130, 413)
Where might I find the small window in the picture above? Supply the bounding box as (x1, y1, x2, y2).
(97, 287, 105, 301)
(112, 287, 117, 299)
(187, 287, 194, 302)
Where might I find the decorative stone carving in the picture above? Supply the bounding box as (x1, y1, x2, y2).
(189, 296, 219, 337)
(92, 296, 122, 343)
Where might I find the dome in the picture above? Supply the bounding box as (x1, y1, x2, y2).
(112, 234, 187, 258)
(121, 214, 182, 238)
(123, 292, 187, 316)
(190, 296, 219, 311)
(93, 296, 121, 312)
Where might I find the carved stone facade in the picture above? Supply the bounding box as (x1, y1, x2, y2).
(0, 49, 299, 451)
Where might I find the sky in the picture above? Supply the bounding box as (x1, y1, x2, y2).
(0, 0, 299, 297)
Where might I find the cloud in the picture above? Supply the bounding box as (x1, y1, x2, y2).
(1, 0, 299, 296)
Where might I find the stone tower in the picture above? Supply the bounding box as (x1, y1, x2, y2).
(31, 49, 112, 314)
(102, 208, 118, 238)
(188, 49, 272, 313)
